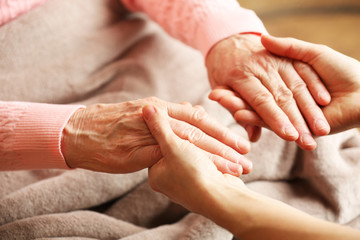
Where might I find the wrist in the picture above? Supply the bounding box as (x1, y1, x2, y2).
(61, 108, 84, 168)
(198, 175, 256, 235)
(204, 178, 360, 240)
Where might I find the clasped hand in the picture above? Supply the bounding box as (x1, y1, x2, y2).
(206, 34, 332, 150)
(61, 97, 252, 174)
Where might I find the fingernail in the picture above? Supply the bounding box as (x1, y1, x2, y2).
(318, 92, 331, 104)
(143, 106, 156, 120)
(229, 162, 243, 175)
(239, 139, 251, 153)
(242, 159, 253, 171)
(282, 126, 298, 138)
(314, 119, 330, 134)
(300, 133, 317, 148)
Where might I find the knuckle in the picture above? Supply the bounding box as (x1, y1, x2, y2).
(187, 127, 204, 143)
(217, 147, 232, 159)
(145, 96, 163, 107)
(226, 65, 254, 83)
(146, 96, 159, 102)
(228, 67, 244, 79)
(250, 91, 273, 108)
(301, 102, 317, 115)
(191, 108, 208, 123)
(273, 87, 293, 107)
(194, 105, 205, 112)
(289, 80, 307, 96)
(219, 129, 229, 140)
(293, 61, 311, 76)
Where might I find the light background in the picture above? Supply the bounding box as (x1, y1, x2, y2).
(239, 0, 360, 60)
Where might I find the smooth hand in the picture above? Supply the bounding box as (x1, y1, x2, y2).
(61, 97, 251, 174)
(206, 34, 331, 150)
(143, 105, 247, 214)
(261, 35, 360, 133)
(143, 104, 360, 240)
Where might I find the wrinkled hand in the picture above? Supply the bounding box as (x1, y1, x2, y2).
(143, 105, 247, 214)
(206, 34, 331, 150)
(61, 97, 251, 174)
(261, 35, 360, 133)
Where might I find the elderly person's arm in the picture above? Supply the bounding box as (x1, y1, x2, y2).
(143, 104, 360, 240)
(0, 102, 82, 170)
(0, 98, 250, 175)
(121, 0, 331, 150)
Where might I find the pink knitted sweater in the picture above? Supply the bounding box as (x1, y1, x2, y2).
(0, 0, 267, 170)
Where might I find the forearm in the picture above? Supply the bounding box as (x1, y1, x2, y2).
(0, 101, 83, 170)
(120, 0, 267, 57)
(202, 179, 360, 240)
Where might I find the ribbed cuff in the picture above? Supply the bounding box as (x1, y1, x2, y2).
(12, 103, 84, 170)
(196, 8, 268, 58)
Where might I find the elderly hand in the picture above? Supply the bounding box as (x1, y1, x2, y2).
(61, 97, 251, 174)
(206, 34, 331, 150)
(143, 105, 247, 214)
(261, 35, 360, 134)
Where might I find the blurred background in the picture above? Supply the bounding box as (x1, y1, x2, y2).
(239, 0, 360, 60)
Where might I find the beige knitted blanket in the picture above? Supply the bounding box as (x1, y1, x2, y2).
(1, 0, 360, 239)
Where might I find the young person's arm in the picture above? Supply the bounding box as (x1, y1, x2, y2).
(206, 177, 360, 240)
(143, 104, 360, 240)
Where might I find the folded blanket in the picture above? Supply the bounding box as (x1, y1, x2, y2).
(0, 0, 359, 239)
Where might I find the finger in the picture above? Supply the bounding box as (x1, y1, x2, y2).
(262, 65, 314, 150)
(180, 102, 193, 107)
(261, 35, 332, 106)
(281, 62, 330, 136)
(143, 105, 179, 154)
(261, 35, 321, 63)
(234, 109, 267, 128)
(258, 68, 319, 149)
(209, 89, 263, 142)
(127, 145, 162, 172)
(294, 61, 331, 106)
(167, 103, 251, 154)
(194, 105, 205, 112)
(170, 118, 252, 174)
(261, 67, 316, 150)
(209, 153, 243, 177)
(231, 76, 299, 141)
(245, 125, 262, 142)
(209, 88, 250, 115)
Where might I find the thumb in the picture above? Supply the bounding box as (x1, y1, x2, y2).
(261, 35, 321, 63)
(142, 105, 178, 153)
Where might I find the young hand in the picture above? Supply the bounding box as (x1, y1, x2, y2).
(143, 105, 247, 214)
(261, 35, 360, 134)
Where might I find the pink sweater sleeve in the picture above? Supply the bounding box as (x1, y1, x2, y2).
(0, 0, 49, 26)
(0, 102, 83, 170)
(121, 0, 268, 57)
